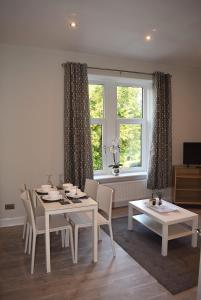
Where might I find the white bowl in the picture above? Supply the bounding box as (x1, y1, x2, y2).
(48, 190, 60, 199)
(68, 188, 81, 195)
(68, 186, 77, 192)
(41, 184, 51, 192)
(63, 183, 73, 190)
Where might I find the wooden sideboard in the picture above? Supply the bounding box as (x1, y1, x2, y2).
(173, 165, 201, 205)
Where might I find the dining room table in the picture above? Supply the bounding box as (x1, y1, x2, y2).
(34, 189, 98, 273)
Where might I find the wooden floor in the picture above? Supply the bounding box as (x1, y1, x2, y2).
(0, 207, 200, 300)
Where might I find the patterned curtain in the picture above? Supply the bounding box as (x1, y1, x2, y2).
(147, 72, 172, 190)
(63, 62, 93, 189)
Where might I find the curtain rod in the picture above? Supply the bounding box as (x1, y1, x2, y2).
(87, 67, 152, 76)
(61, 63, 152, 76)
(88, 67, 172, 77)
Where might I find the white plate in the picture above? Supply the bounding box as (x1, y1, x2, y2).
(42, 195, 63, 201)
(36, 188, 49, 194)
(67, 192, 86, 198)
(36, 188, 56, 194)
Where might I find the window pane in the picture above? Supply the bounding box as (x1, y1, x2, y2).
(117, 86, 143, 118)
(89, 84, 104, 118)
(119, 124, 142, 168)
(91, 124, 103, 170)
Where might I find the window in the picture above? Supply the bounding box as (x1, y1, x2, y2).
(88, 75, 152, 175)
(89, 84, 104, 171)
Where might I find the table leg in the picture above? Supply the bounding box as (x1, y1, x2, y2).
(192, 216, 198, 248)
(92, 206, 98, 263)
(128, 204, 133, 230)
(65, 230, 69, 248)
(45, 212, 51, 273)
(161, 224, 168, 256)
(197, 248, 201, 300)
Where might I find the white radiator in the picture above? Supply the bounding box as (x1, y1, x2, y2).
(104, 180, 151, 207)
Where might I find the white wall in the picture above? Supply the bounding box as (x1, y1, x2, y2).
(0, 44, 201, 224)
(171, 68, 201, 162)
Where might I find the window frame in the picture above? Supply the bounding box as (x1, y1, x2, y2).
(88, 74, 152, 175)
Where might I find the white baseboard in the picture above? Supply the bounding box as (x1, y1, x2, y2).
(0, 216, 24, 227)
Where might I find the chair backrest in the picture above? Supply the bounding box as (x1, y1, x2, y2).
(20, 190, 36, 231)
(21, 184, 36, 210)
(84, 179, 99, 201)
(96, 185, 113, 221)
(30, 189, 37, 209)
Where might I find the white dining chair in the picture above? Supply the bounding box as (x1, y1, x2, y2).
(21, 185, 44, 253)
(84, 178, 99, 201)
(21, 190, 31, 253)
(21, 184, 29, 240)
(21, 190, 75, 273)
(30, 189, 44, 217)
(69, 184, 116, 263)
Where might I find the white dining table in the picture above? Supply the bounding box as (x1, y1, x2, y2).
(34, 190, 98, 273)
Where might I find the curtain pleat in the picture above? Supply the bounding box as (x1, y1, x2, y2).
(64, 62, 93, 189)
(147, 72, 172, 190)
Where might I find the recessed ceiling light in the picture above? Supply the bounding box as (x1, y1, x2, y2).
(145, 35, 151, 41)
(67, 13, 79, 30)
(69, 21, 77, 28)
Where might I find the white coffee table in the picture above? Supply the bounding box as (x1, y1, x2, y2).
(128, 199, 198, 256)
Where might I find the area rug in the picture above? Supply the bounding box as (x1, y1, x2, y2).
(103, 216, 200, 294)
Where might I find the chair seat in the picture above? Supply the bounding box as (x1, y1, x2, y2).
(36, 215, 72, 234)
(69, 211, 109, 228)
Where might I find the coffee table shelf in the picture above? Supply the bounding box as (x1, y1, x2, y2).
(133, 214, 193, 240)
(128, 199, 198, 256)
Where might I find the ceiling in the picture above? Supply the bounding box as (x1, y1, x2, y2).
(0, 0, 201, 68)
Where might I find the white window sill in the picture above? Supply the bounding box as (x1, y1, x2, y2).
(94, 172, 147, 184)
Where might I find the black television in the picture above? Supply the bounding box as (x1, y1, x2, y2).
(183, 142, 201, 166)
